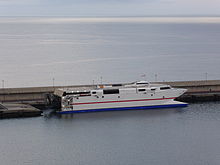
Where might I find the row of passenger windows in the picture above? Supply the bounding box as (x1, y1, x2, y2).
(64, 87, 171, 96)
(92, 89, 120, 95)
(102, 87, 170, 94)
(101, 88, 151, 94)
(92, 89, 146, 95)
(103, 88, 151, 94)
(138, 87, 171, 91)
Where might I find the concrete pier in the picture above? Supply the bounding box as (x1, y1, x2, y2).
(0, 103, 42, 118)
(160, 80, 220, 102)
(0, 85, 92, 106)
(0, 80, 220, 107)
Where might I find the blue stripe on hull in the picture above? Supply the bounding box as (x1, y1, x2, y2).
(57, 104, 188, 114)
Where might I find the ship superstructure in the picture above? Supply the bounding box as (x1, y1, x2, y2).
(55, 81, 187, 114)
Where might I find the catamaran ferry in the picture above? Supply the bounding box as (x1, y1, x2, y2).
(56, 81, 188, 114)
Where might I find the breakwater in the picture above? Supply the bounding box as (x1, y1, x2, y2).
(0, 103, 42, 118)
(0, 85, 92, 107)
(0, 80, 220, 106)
(161, 80, 220, 102)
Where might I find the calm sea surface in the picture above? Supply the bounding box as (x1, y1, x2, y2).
(0, 17, 220, 87)
(0, 17, 220, 165)
(1, 103, 220, 165)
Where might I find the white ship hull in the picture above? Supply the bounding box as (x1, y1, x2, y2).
(59, 100, 187, 114)
(57, 82, 188, 114)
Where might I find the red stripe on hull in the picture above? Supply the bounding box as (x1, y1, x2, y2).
(71, 97, 176, 105)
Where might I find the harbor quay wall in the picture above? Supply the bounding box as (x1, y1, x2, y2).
(159, 80, 220, 93)
(0, 80, 220, 106)
(157, 80, 220, 102)
(0, 85, 93, 106)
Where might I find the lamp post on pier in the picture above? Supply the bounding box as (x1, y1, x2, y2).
(154, 74, 158, 82)
(205, 73, 208, 81)
(2, 80, 5, 102)
(100, 76, 103, 85)
(52, 78, 55, 91)
(2, 80, 4, 89)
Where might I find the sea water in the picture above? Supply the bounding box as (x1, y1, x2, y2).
(0, 17, 220, 87)
(0, 17, 220, 165)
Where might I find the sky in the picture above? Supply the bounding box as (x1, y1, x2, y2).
(0, 0, 219, 16)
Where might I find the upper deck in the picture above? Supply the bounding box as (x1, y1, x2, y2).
(54, 81, 172, 98)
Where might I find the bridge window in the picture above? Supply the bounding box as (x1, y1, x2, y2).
(112, 84, 122, 87)
(63, 91, 90, 96)
(103, 89, 119, 94)
(138, 89, 146, 92)
(160, 87, 171, 90)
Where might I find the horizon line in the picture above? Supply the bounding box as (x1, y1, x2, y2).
(0, 15, 220, 18)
